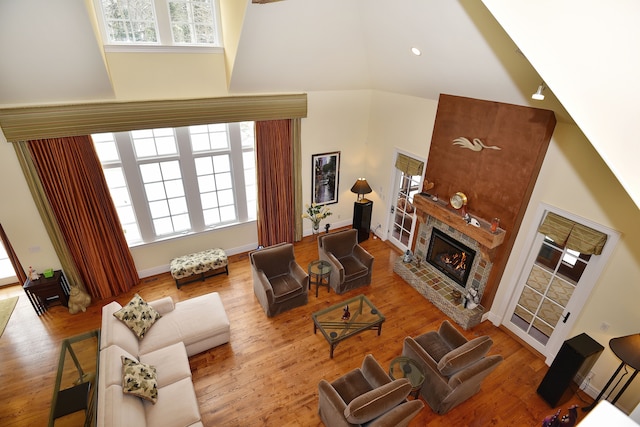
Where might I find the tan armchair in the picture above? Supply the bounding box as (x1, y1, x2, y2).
(249, 243, 308, 317)
(402, 321, 503, 414)
(318, 354, 424, 427)
(317, 229, 374, 294)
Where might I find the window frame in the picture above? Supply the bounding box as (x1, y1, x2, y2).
(93, 0, 223, 52)
(94, 121, 255, 247)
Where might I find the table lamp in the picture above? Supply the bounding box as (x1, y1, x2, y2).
(350, 178, 372, 202)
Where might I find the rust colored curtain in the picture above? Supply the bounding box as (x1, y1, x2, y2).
(0, 223, 26, 285)
(27, 136, 139, 299)
(255, 120, 295, 246)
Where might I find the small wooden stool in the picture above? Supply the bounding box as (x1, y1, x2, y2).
(170, 248, 229, 288)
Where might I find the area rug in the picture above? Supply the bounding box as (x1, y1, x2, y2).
(0, 296, 19, 338)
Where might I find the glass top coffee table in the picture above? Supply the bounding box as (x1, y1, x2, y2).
(312, 294, 385, 358)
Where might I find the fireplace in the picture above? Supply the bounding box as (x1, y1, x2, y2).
(426, 228, 476, 288)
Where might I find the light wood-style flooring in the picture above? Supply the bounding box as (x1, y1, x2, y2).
(0, 232, 592, 426)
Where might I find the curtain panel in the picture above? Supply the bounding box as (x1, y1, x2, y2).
(0, 223, 26, 285)
(13, 143, 86, 292)
(255, 120, 295, 246)
(538, 211, 608, 255)
(26, 136, 139, 299)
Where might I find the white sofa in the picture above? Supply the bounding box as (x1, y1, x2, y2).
(97, 292, 231, 427)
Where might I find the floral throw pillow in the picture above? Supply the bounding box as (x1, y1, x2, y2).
(113, 294, 162, 340)
(122, 356, 158, 404)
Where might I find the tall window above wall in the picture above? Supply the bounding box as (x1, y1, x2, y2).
(93, 121, 256, 246)
(95, 0, 222, 50)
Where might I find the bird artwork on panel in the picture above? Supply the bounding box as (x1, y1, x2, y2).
(452, 137, 501, 152)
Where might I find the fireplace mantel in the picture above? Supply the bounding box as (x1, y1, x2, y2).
(412, 194, 505, 250)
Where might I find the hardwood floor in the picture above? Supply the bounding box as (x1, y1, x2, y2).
(0, 232, 593, 426)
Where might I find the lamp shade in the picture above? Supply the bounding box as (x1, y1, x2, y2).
(350, 178, 372, 201)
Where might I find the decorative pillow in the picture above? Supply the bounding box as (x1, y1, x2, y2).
(122, 356, 158, 404)
(343, 379, 411, 424)
(437, 336, 493, 376)
(113, 294, 162, 340)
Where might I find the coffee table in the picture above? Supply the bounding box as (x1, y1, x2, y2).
(312, 294, 385, 358)
(49, 329, 100, 426)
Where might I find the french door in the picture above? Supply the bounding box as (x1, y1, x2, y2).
(387, 169, 421, 252)
(503, 206, 618, 361)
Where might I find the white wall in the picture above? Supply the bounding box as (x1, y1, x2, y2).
(490, 121, 640, 412)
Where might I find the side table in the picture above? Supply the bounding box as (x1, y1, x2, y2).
(389, 356, 425, 399)
(23, 270, 71, 315)
(308, 260, 332, 297)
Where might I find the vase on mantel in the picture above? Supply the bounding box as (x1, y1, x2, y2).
(312, 221, 320, 234)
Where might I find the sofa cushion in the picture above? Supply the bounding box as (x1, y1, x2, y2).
(100, 345, 137, 388)
(437, 336, 493, 376)
(114, 294, 162, 340)
(102, 384, 147, 426)
(145, 377, 201, 427)
(138, 292, 230, 356)
(140, 342, 192, 388)
(101, 301, 140, 356)
(122, 356, 158, 404)
(149, 296, 175, 316)
(343, 379, 412, 424)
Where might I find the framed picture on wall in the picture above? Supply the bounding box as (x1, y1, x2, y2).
(312, 151, 340, 206)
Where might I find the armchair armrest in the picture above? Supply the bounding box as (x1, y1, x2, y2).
(447, 354, 503, 388)
(318, 379, 351, 427)
(437, 336, 493, 376)
(361, 354, 392, 388)
(289, 261, 309, 289)
(256, 270, 275, 301)
(321, 251, 344, 285)
(353, 245, 374, 270)
(368, 400, 424, 427)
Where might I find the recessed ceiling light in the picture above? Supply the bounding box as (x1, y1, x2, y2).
(411, 47, 422, 56)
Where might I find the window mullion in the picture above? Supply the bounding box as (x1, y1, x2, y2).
(228, 123, 247, 221)
(153, 0, 173, 45)
(175, 127, 205, 231)
(115, 132, 156, 242)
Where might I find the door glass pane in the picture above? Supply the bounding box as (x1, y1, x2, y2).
(510, 238, 586, 346)
(391, 172, 419, 246)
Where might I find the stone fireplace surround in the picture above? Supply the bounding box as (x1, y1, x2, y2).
(394, 194, 506, 329)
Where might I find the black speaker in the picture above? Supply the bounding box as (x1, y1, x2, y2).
(352, 200, 372, 242)
(536, 333, 604, 407)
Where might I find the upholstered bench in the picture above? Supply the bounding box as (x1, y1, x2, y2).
(170, 248, 229, 288)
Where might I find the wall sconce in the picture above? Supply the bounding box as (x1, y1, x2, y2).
(532, 83, 546, 100)
(350, 178, 372, 202)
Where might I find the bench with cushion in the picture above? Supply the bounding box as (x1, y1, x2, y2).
(170, 248, 228, 288)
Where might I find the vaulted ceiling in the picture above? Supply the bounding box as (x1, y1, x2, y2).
(1, 0, 638, 208)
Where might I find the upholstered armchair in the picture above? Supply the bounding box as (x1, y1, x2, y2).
(317, 229, 374, 294)
(249, 243, 309, 317)
(402, 320, 503, 415)
(318, 354, 424, 427)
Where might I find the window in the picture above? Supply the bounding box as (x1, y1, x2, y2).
(0, 242, 15, 281)
(96, 0, 221, 47)
(93, 122, 256, 246)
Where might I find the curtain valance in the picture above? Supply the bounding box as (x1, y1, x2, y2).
(0, 94, 307, 142)
(538, 212, 608, 255)
(394, 153, 424, 177)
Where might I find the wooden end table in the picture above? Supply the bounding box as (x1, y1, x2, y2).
(23, 270, 71, 315)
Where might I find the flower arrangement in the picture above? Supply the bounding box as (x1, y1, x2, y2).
(302, 203, 332, 231)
